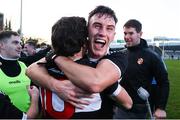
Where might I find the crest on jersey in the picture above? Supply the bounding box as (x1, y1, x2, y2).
(137, 58, 144, 65)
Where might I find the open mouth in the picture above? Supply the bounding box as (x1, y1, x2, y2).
(94, 39, 106, 48)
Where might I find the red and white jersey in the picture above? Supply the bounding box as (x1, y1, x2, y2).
(39, 77, 102, 119)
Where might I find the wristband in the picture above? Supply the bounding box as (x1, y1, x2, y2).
(112, 84, 122, 97)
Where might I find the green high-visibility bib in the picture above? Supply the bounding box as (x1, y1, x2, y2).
(0, 61, 31, 112)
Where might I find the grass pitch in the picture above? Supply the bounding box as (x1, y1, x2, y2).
(165, 60, 180, 118)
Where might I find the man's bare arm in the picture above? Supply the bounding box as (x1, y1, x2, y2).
(26, 58, 56, 90)
(112, 86, 133, 110)
(26, 58, 90, 108)
(26, 86, 39, 119)
(54, 56, 121, 93)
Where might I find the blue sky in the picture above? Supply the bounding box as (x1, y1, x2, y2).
(1, 0, 180, 43)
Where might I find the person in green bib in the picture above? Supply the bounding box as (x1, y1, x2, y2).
(0, 30, 39, 119)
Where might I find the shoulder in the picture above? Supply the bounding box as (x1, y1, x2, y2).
(101, 49, 128, 75)
(142, 47, 159, 58)
(109, 48, 128, 55)
(106, 48, 128, 60)
(0, 90, 5, 96)
(0, 90, 7, 100)
(106, 48, 127, 62)
(143, 48, 164, 64)
(18, 61, 27, 67)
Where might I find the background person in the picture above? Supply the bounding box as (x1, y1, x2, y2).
(0, 30, 39, 117)
(113, 19, 169, 119)
(22, 40, 37, 56)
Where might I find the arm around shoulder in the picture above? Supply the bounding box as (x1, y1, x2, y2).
(26, 58, 59, 92)
(54, 56, 121, 93)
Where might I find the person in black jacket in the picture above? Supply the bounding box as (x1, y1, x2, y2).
(114, 19, 169, 119)
(19, 45, 51, 67)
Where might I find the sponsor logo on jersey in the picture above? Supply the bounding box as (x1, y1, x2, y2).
(9, 80, 21, 84)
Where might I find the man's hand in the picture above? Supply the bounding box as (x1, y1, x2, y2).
(154, 108, 167, 119)
(53, 80, 91, 109)
(27, 85, 39, 102)
(27, 85, 39, 118)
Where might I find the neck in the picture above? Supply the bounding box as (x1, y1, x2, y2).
(87, 53, 100, 62)
(0, 54, 18, 61)
(87, 47, 109, 60)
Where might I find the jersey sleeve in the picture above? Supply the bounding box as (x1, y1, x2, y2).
(37, 58, 63, 78)
(102, 50, 128, 76)
(0, 93, 23, 119)
(103, 82, 119, 95)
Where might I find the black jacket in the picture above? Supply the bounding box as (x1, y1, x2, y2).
(0, 92, 23, 118)
(120, 38, 169, 110)
(20, 46, 51, 66)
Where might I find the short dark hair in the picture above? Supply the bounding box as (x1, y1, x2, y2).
(88, 5, 118, 24)
(0, 31, 19, 42)
(51, 16, 88, 56)
(123, 19, 142, 33)
(40, 42, 47, 47)
(25, 41, 37, 49)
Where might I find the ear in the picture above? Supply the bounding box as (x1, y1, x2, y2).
(111, 32, 116, 42)
(139, 31, 143, 37)
(0, 42, 3, 49)
(0, 42, 6, 50)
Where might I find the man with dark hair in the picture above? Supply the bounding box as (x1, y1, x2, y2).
(88, 5, 118, 24)
(23, 41, 37, 56)
(51, 17, 87, 57)
(114, 19, 169, 119)
(20, 40, 51, 67)
(0, 30, 39, 119)
(34, 16, 89, 118)
(27, 6, 132, 119)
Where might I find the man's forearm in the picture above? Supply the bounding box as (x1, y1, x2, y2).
(54, 56, 120, 93)
(26, 96, 39, 118)
(26, 58, 58, 91)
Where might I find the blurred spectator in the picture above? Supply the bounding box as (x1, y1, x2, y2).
(23, 41, 37, 56)
(20, 44, 51, 66)
(36, 42, 49, 53)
